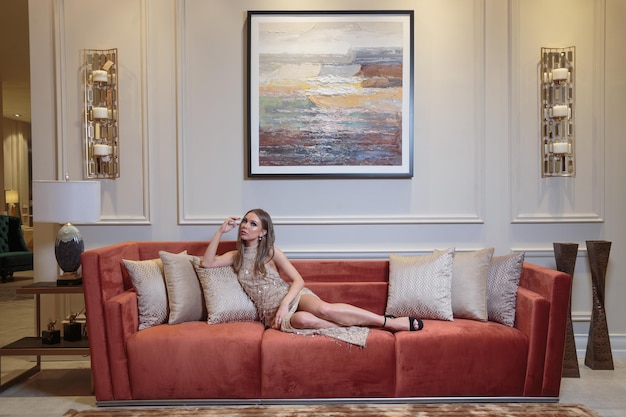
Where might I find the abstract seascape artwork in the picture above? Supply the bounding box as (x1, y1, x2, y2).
(247, 11, 414, 178)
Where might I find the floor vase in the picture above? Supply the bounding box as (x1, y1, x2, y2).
(554, 242, 579, 377)
(584, 240, 614, 370)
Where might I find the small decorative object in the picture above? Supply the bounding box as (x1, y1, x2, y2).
(42, 319, 61, 344)
(84, 48, 119, 179)
(585, 240, 614, 370)
(63, 313, 82, 342)
(553, 242, 579, 377)
(540, 46, 575, 177)
(32, 179, 101, 285)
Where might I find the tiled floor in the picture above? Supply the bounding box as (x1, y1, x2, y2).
(1, 275, 625, 417)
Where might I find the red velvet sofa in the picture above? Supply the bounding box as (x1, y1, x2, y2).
(81, 241, 571, 405)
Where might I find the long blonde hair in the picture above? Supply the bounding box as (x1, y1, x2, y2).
(233, 208, 275, 276)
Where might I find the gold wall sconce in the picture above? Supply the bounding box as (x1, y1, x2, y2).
(541, 46, 575, 177)
(84, 48, 119, 179)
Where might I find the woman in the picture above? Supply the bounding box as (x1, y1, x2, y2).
(202, 209, 422, 346)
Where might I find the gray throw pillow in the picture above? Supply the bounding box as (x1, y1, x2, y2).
(487, 252, 525, 327)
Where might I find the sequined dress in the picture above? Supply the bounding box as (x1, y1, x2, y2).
(237, 246, 369, 347)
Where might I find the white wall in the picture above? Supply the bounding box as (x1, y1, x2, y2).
(29, 0, 626, 357)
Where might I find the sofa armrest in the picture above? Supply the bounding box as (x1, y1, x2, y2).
(520, 262, 572, 397)
(106, 290, 139, 341)
(519, 263, 572, 396)
(101, 290, 139, 400)
(514, 286, 550, 396)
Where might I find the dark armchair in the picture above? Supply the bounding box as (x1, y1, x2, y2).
(0, 215, 33, 282)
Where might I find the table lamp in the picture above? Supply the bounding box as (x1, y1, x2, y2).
(33, 180, 101, 285)
(5, 189, 19, 216)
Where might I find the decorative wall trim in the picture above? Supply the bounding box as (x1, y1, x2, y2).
(137, 0, 151, 225)
(176, 1, 487, 226)
(53, 0, 68, 180)
(53, 0, 151, 225)
(181, 214, 485, 226)
(509, 0, 606, 224)
(176, 0, 188, 224)
(473, 0, 487, 227)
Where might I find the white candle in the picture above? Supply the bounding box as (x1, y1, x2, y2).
(93, 144, 109, 156)
(552, 105, 568, 118)
(553, 142, 569, 154)
(93, 107, 108, 119)
(92, 70, 108, 83)
(552, 68, 568, 81)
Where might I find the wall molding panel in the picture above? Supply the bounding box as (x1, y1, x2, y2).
(176, 0, 487, 226)
(53, 0, 151, 225)
(509, 0, 606, 224)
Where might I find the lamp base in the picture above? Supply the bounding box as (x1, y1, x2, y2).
(57, 272, 83, 286)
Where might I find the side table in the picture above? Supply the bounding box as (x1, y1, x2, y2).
(0, 282, 90, 392)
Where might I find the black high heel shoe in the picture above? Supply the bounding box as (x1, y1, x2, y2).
(383, 314, 424, 331)
(409, 317, 424, 331)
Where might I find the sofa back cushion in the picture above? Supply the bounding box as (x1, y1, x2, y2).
(287, 259, 389, 315)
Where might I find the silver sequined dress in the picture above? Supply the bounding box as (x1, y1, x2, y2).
(237, 246, 369, 347)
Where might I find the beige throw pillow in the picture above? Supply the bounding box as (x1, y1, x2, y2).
(194, 263, 258, 324)
(386, 249, 454, 321)
(159, 251, 206, 325)
(122, 258, 168, 330)
(436, 248, 494, 321)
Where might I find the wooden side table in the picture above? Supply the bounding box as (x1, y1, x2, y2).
(0, 282, 90, 392)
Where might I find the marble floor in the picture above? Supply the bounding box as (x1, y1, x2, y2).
(1, 275, 626, 417)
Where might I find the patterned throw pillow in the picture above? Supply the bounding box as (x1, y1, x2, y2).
(487, 252, 525, 326)
(122, 258, 168, 330)
(386, 249, 454, 321)
(159, 251, 206, 325)
(194, 263, 258, 324)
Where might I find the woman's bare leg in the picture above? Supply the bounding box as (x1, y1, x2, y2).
(296, 294, 415, 331)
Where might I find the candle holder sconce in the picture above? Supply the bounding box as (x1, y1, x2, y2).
(541, 46, 575, 178)
(84, 48, 119, 179)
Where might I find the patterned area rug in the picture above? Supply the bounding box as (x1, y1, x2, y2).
(64, 403, 599, 417)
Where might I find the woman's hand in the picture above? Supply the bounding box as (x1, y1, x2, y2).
(273, 303, 289, 329)
(219, 216, 240, 234)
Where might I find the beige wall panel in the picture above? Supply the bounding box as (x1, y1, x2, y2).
(178, 0, 486, 225)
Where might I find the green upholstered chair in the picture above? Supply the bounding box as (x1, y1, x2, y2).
(0, 215, 33, 283)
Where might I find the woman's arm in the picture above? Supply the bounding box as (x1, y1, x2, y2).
(201, 217, 239, 267)
(271, 247, 305, 328)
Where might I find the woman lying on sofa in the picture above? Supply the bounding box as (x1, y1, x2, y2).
(201, 208, 422, 347)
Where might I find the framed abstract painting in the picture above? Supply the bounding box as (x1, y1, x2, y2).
(247, 10, 414, 178)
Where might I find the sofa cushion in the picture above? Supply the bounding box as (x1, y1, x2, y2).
(394, 319, 528, 397)
(447, 248, 494, 321)
(487, 252, 525, 326)
(260, 328, 396, 399)
(194, 264, 258, 324)
(386, 249, 454, 321)
(122, 258, 168, 330)
(159, 251, 206, 324)
(126, 321, 265, 399)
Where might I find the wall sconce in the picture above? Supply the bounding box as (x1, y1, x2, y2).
(4, 189, 19, 216)
(84, 48, 119, 179)
(541, 46, 575, 177)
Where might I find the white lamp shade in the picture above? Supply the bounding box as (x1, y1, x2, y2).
(5, 189, 19, 204)
(33, 180, 101, 224)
